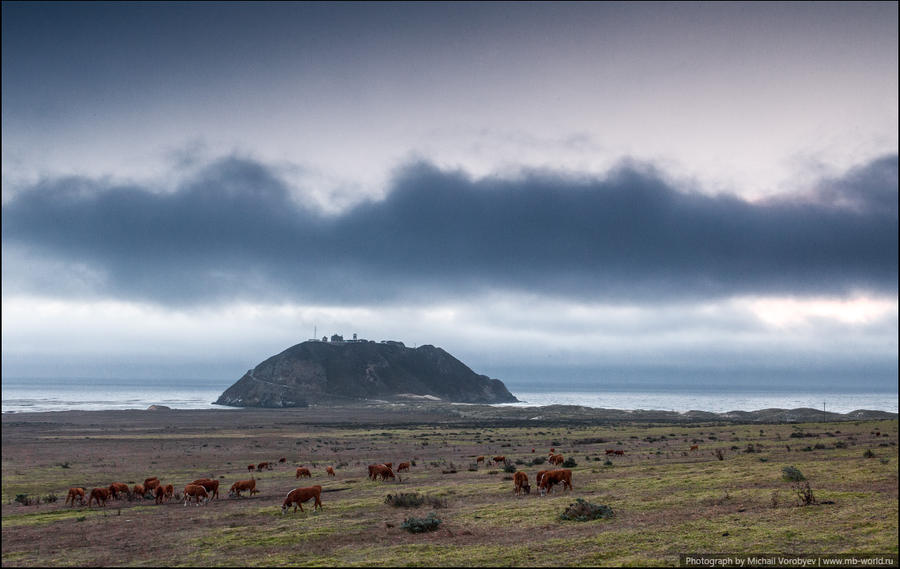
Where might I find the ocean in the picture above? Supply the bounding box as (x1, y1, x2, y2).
(2, 377, 897, 415)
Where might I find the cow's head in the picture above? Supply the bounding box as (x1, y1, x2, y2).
(523, 483, 531, 495)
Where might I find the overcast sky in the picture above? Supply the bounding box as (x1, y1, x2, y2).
(2, 2, 897, 391)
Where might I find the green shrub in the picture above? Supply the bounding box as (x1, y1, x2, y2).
(782, 466, 806, 482)
(532, 456, 546, 465)
(562, 457, 578, 468)
(401, 512, 442, 533)
(386, 493, 424, 507)
(502, 463, 517, 473)
(385, 493, 447, 509)
(559, 498, 614, 522)
(863, 449, 876, 458)
(14, 493, 37, 506)
(43, 493, 58, 503)
(604, 459, 613, 466)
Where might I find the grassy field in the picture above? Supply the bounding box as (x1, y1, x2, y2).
(2, 407, 897, 566)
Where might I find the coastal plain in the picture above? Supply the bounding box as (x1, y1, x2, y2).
(2, 404, 897, 566)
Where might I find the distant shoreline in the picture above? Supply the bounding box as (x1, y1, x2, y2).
(1, 401, 896, 426)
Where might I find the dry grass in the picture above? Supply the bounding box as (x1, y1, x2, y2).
(2, 407, 897, 566)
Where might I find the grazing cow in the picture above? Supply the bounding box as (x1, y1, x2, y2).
(65, 487, 86, 506)
(372, 464, 395, 481)
(87, 487, 110, 508)
(326, 466, 336, 477)
(690, 445, 699, 452)
(535, 470, 548, 490)
(144, 478, 161, 493)
(513, 471, 530, 496)
(257, 461, 271, 471)
(278, 457, 286, 463)
(614, 450, 625, 456)
(182, 484, 209, 506)
(396, 462, 410, 472)
(492, 455, 506, 465)
(367, 464, 378, 480)
(132, 484, 145, 500)
(539, 469, 573, 496)
(295, 467, 312, 479)
(476, 456, 485, 464)
(549, 447, 556, 454)
(532, 448, 535, 453)
(108, 482, 130, 500)
(549, 454, 565, 466)
(191, 478, 220, 500)
(382, 462, 392, 470)
(228, 478, 258, 498)
(281, 485, 323, 514)
(605, 449, 616, 455)
(248, 464, 256, 472)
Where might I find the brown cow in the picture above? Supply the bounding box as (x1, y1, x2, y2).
(247, 464, 256, 472)
(257, 462, 271, 471)
(326, 466, 336, 477)
(87, 487, 110, 508)
(144, 478, 161, 493)
(690, 445, 699, 452)
(367, 464, 379, 480)
(131, 484, 145, 500)
(382, 462, 392, 470)
(228, 478, 258, 498)
(163, 484, 174, 502)
(549, 454, 565, 466)
(539, 469, 573, 496)
(492, 455, 506, 465)
(396, 462, 410, 472)
(278, 457, 286, 463)
(295, 467, 311, 479)
(191, 478, 220, 500)
(549, 447, 556, 454)
(182, 484, 209, 506)
(476, 456, 485, 464)
(372, 464, 395, 481)
(513, 471, 530, 496)
(614, 450, 625, 456)
(108, 482, 130, 500)
(281, 485, 323, 514)
(605, 449, 616, 455)
(535, 470, 548, 490)
(65, 487, 86, 506)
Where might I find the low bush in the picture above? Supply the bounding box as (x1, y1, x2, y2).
(782, 466, 806, 482)
(43, 493, 58, 503)
(401, 512, 442, 533)
(559, 498, 614, 522)
(386, 493, 424, 507)
(502, 463, 517, 473)
(863, 449, 876, 458)
(562, 457, 578, 468)
(532, 456, 546, 465)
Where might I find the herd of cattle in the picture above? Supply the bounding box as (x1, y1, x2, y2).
(58, 447, 610, 515)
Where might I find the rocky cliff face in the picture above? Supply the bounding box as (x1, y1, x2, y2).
(215, 340, 518, 408)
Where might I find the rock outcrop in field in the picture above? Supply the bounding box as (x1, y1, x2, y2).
(215, 339, 518, 408)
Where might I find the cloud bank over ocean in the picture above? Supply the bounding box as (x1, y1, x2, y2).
(4, 154, 896, 306)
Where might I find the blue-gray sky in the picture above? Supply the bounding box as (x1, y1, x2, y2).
(2, 2, 897, 391)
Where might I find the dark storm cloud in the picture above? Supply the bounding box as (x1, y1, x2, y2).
(2, 155, 897, 305)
